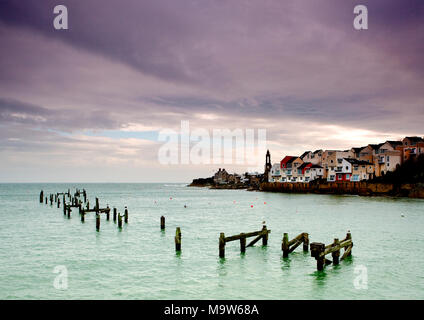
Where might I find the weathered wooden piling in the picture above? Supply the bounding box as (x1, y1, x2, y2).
(39, 190, 44, 203)
(118, 214, 122, 228)
(113, 208, 117, 222)
(81, 211, 85, 222)
(86, 201, 90, 210)
(160, 216, 165, 230)
(67, 206, 71, 218)
(63, 204, 67, 215)
(57, 198, 60, 208)
(262, 226, 268, 245)
(282, 233, 289, 258)
(303, 233, 309, 252)
(95, 198, 99, 211)
(340, 232, 353, 261)
(332, 238, 340, 265)
(175, 227, 182, 252)
(310, 242, 326, 271)
(124, 207, 128, 223)
(106, 206, 110, 220)
(45, 197, 47, 204)
(240, 233, 246, 253)
(311, 232, 353, 271)
(96, 213, 100, 231)
(282, 232, 309, 257)
(220, 227, 271, 258)
(219, 233, 226, 258)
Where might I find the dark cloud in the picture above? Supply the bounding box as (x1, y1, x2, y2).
(0, 1, 423, 181)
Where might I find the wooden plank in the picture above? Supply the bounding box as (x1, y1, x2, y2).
(288, 240, 302, 253)
(246, 234, 263, 248)
(320, 239, 352, 257)
(225, 230, 262, 242)
(341, 244, 353, 261)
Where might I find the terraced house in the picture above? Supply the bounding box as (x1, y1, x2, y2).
(268, 136, 424, 184)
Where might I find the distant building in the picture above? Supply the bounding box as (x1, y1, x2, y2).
(213, 168, 230, 184)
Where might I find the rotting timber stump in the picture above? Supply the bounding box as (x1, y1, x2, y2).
(282, 232, 309, 258)
(175, 227, 182, 252)
(310, 232, 353, 271)
(219, 226, 271, 258)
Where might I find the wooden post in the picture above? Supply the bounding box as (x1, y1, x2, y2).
(332, 238, 340, 265)
(240, 233, 246, 253)
(106, 206, 110, 221)
(124, 207, 128, 223)
(45, 197, 47, 204)
(310, 242, 325, 271)
(67, 206, 71, 218)
(39, 190, 44, 203)
(282, 233, 289, 258)
(160, 216, 165, 230)
(113, 208, 117, 222)
(81, 211, 85, 222)
(86, 201, 90, 210)
(57, 198, 60, 208)
(303, 233, 309, 252)
(63, 204, 67, 215)
(95, 198, 99, 211)
(262, 225, 268, 246)
(219, 233, 226, 258)
(118, 214, 122, 228)
(175, 227, 182, 252)
(96, 213, 100, 231)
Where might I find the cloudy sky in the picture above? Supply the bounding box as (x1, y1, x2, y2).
(0, 0, 423, 182)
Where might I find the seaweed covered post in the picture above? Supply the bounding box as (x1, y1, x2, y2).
(219, 233, 226, 258)
(161, 216, 165, 230)
(96, 213, 100, 231)
(175, 227, 182, 252)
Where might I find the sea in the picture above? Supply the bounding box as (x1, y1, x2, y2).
(0, 183, 423, 299)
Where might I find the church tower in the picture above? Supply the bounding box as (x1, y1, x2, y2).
(264, 150, 272, 182)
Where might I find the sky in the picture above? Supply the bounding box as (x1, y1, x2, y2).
(0, 0, 423, 182)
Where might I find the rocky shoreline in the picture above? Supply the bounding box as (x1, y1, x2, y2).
(188, 179, 424, 198)
(259, 181, 424, 199)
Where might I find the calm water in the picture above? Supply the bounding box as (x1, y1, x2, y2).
(0, 183, 423, 300)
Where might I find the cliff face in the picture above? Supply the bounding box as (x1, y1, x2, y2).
(259, 181, 424, 199)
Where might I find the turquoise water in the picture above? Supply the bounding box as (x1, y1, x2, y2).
(0, 183, 423, 299)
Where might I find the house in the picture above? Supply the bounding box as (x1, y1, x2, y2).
(297, 162, 313, 183)
(301, 150, 323, 165)
(280, 156, 303, 182)
(374, 141, 402, 176)
(268, 163, 282, 182)
(300, 151, 312, 161)
(350, 147, 363, 159)
(322, 150, 354, 180)
(333, 158, 353, 182)
(213, 168, 230, 184)
(402, 137, 424, 162)
(345, 158, 374, 181)
(307, 164, 324, 182)
(310, 150, 324, 165)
